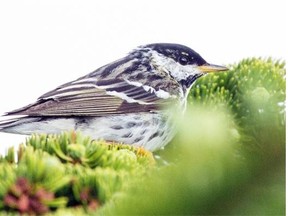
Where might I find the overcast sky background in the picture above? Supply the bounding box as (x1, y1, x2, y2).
(0, 0, 286, 154)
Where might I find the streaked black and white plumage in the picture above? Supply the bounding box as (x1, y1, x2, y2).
(0, 43, 228, 151)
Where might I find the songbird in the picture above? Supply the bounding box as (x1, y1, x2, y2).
(0, 43, 228, 151)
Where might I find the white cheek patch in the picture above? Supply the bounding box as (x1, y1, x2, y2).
(149, 50, 202, 82)
(168, 64, 200, 81)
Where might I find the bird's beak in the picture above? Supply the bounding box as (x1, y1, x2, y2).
(198, 63, 229, 73)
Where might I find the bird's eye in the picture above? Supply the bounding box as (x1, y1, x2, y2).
(179, 56, 188, 65)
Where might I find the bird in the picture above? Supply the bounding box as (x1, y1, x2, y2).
(0, 43, 228, 152)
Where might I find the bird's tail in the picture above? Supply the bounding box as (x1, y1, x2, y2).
(0, 116, 41, 135)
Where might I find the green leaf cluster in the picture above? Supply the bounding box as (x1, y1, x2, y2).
(0, 133, 154, 215)
(190, 58, 285, 159)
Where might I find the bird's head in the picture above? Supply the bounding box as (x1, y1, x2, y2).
(135, 43, 228, 89)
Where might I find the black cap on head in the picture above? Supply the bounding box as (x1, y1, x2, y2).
(145, 43, 207, 66)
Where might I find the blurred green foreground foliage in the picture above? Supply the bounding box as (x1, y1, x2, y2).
(0, 58, 285, 215)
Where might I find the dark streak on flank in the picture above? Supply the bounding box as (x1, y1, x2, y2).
(134, 136, 144, 143)
(75, 118, 90, 130)
(122, 132, 133, 138)
(148, 132, 159, 141)
(110, 125, 123, 130)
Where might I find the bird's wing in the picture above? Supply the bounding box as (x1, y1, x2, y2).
(6, 77, 176, 117)
(6, 55, 179, 117)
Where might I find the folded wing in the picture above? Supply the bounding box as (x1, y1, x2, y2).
(6, 78, 175, 117)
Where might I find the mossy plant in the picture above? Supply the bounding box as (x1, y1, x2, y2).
(190, 58, 285, 159)
(0, 132, 155, 215)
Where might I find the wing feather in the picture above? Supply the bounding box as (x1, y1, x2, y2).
(6, 57, 178, 117)
(6, 79, 174, 117)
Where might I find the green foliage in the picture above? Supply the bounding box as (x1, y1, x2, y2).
(0, 133, 155, 215)
(0, 58, 285, 215)
(189, 58, 285, 113)
(190, 58, 285, 159)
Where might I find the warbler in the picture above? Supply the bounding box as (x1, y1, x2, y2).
(0, 43, 228, 151)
